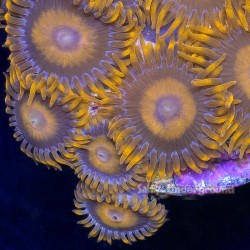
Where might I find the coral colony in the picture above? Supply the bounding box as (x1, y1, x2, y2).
(1, 0, 250, 245)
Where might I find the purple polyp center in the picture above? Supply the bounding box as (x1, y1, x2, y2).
(155, 96, 182, 123)
(96, 147, 111, 163)
(53, 25, 80, 51)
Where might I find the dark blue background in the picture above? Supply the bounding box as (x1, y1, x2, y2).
(0, 29, 250, 250)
